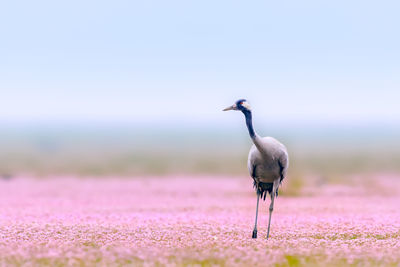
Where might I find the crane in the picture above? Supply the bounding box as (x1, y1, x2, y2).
(223, 99, 289, 239)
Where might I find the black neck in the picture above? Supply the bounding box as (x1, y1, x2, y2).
(242, 109, 255, 138)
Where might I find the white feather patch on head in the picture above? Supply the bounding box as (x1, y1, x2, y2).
(241, 101, 251, 110)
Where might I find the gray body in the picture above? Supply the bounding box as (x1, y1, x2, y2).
(247, 136, 288, 188)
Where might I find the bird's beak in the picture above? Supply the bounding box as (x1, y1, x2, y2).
(223, 104, 237, 111)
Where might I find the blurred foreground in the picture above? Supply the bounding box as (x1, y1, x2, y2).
(0, 175, 399, 266)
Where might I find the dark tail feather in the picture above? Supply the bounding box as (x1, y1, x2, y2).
(253, 181, 273, 201)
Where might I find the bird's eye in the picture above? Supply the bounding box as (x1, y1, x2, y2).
(239, 101, 244, 105)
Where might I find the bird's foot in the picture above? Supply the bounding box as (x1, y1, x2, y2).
(252, 229, 257, 239)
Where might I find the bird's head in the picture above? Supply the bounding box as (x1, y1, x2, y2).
(223, 99, 251, 112)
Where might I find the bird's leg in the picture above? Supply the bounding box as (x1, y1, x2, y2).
(252, 192, 260, 238)
(267, 180, 279, 239)
(266, 192, 275, 239)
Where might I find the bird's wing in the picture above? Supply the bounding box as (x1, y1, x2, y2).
(278, 151, 289, 183)
(247, 156, 256, 179)
(247, 145, 258, 178)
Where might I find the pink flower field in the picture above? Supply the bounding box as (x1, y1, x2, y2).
(0, 176, 399, 266)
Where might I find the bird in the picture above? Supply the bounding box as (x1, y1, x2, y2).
(223, 99, 289, 239)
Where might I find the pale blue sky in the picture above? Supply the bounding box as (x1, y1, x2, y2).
(1, 0, 399, 125)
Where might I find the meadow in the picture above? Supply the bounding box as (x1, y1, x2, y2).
(0, 123, 399, 266)
(1, 175, 399, 266)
